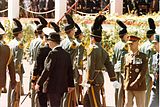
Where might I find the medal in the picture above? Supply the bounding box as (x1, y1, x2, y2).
(135, 68, 139, 73)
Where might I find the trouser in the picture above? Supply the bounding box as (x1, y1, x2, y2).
(149, 87, 159, 107)
(74, 69, 83, 104)
(61, 91, 76, 107)
(145, 74, 152, 107)
(36, 87, 48, 107)
(83, 84, 103, 107)
(115, 72, 125, 107)
(124, 90, 145, 107)
(0, 88, 2, 96)
(48, 93, 63, 107)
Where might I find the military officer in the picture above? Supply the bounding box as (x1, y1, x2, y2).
(60, 13, 78, 107)
(29, 16, 48, 64)
(74, 23, 85, 104)
(7, 18, 24, 107)
(124, 35, 148, 107)
(29, 18, 47, 107)
(31, 27, 53, 107)
(0, 22, 8, 93)
(112, 20, 128, 107)
(0, 22, 16, 97)
(83, 14, 117, 107)
(140, 18, 156, 107)
(149, 34, 159, 107)
(35, 32, 74, 107)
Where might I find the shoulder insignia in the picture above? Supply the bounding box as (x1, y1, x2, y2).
(87, 45, 93, 56)
(18, 42, 24, 49)
(70, 41, 77, 49)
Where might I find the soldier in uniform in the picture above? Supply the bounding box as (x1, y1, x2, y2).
(123, 35, 148, 107)
(83, 14, 118, 107)
(0, 22, 8, 93)
(60, 13, 78, 107)
(149, 34, 159, 107)
(112, 20, 128, 107)
(0, 22, 16, 97)
(8, 18, 24, 107)
(140, 18, 156, 107)
(74, 23, 85, 104)
(35, 32, 74, 107)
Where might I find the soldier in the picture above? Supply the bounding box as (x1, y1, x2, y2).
(123, 35, 148, 107)
(28, 16, 47, 89)
(112, 20, 128, 107)
(0, 22, 16, 97)
(74, 23, 85, 104)
(140, 18, 156, 107)
(8, 18, 24, 107)
(149, 34, 159, 107)
(0, 22, 8, 93)
(31, 27, 52, 107)
(35, 32, 74, 107)
(60, 13, 78, 107)
(83, 14, 118, 107)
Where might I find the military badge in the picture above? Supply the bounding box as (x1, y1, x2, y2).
(135, 68, 139, 73)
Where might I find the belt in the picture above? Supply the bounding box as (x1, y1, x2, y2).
(95, 70, 102, 72)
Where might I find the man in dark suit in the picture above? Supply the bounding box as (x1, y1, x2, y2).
(0, 23, 16, 97)
(35, 32, 74, 107)
(123, 35, 148, 107)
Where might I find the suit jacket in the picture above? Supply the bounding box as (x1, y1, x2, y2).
(33, 44, 51, 77)
(123, 51, 148, 91)
(0, 42, 16, 89)
(37, 46, 74, 94)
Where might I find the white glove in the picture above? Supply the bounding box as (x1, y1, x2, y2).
(114, 61, 121, 72)
(113, 81, 121, 89)
(80, 83, 90, 88)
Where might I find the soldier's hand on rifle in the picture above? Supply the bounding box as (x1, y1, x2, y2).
(35, 84, 40, 92)
(68, 87, 75, 93)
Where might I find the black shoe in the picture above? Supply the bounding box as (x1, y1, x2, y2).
(1, 87, 7, 93)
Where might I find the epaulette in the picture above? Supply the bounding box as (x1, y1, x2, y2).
(18, 42, 23, 49)
(70, 41, 77, 49)
(41, 40, 45, 47)
(87, 45, 94, 56)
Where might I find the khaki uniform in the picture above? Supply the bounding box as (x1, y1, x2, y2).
(123, 51, 148, 107)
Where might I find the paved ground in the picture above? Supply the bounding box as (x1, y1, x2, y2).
(1, 60, 115, 107)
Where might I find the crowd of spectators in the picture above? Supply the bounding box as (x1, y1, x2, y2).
(0, 0, 159, 18)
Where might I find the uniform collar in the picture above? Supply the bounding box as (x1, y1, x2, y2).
(128, 50, 139, 56)
(52, 45, 61, 51)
